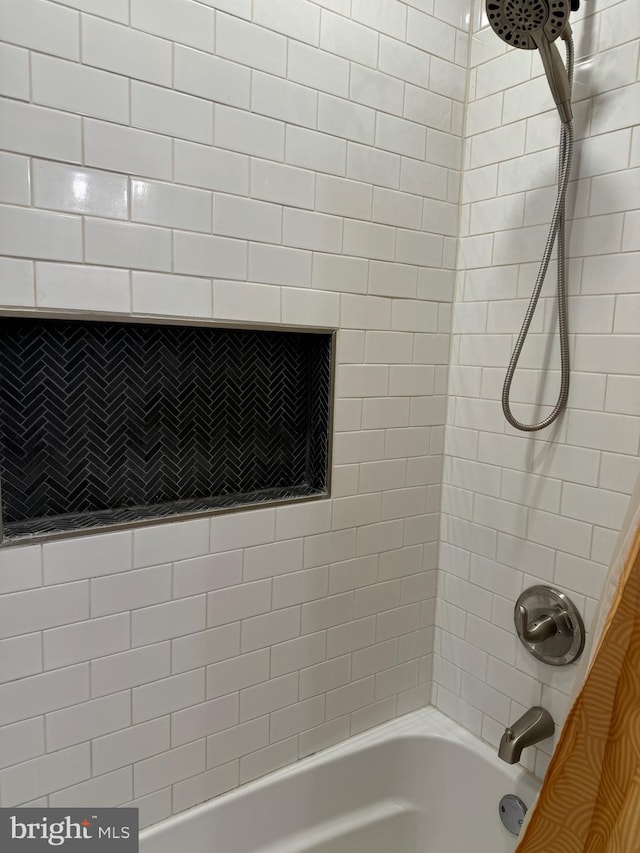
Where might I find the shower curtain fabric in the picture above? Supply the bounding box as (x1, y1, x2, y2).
(517, 478, 640, 852)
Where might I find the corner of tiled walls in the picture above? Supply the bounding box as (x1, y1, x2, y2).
(436, 0, 640, 778)
(0, 0, 471, 825)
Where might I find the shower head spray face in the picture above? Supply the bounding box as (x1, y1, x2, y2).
(486, 0, 570, 48)
(485, 0, 573, 122)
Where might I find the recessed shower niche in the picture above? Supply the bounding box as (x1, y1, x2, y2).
(0, 315, 334, 543)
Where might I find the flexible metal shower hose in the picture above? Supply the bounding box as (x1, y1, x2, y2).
(502, 33, 575, 432)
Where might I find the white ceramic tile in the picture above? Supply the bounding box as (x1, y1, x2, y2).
(320, 10, 378, 67)
(91, 644, 170, 698)
(213, 280, 281, 324)
(195, 0, 251, 16)
(286, 126, 346, 176)
(0, 665, 89, 727)
(44, 614, 130, 671)
(243, 539, 304, 582)
(33, 161, 127, 219)
(270, 696, 325, 742)
(252, 72, 318, 129)
(0, 582, 88, 641)
(0, 152, 30, 205)
(301, 592, 353, 634)
(271, 633, 327, 678)
(1, 744, 90, 807)
(326, 676, 374, 720)
(46, 692, 130, 751)
(300, 652, 351, 699)
(175, 46, 250, 109)
(283, 208, 343, 253)
(288, 41, 349, 98)
(318, 94, 375, 146)
(84, 120, 172, 181)
(172, 624, 241, 674)
(82, 15, 172, 86)
(134, 742, 205, 798)
(298, 716, 350, 758)
(216, 12, 285, 76)
(0, 634, 42, 685)
(303, 529, 357, 570)
(49, 767, 133, 808)
(175, 234, 248, 280)
(2, 0, 79, 59)
(215, 105, 284, 161)
(173, 552, 242, 599)
(52, 0, 128, 21)
(207, 580, 271, 628)
(0, 99, 80, 163)
(132, 670, 205, 724)
(131, 0, 215, 51)
(134, 520, 210, 568)
(249, 243, 312, 287)
(239, 672, 298, 722)
(350, 65, 404, 116)
(132, 83, 213, 145)
(215, 195, 282, 243)
(175, 141, 248, 195)
(131, 272, 212, 318)
(239, 737, 297, 784)
(276, 503, 332, 541)
(91, 565, 172, 619)
(253, 0, 320, 45)
(251, 160, 315, 210)
(407, 7, 456, 61)
(43, 532, 131, 585)
(93, 718, 170, 776)
(0, 546, 41, 596)
(32, 54, 129, 123)
(85, 218, 172, 273)
(313, 253, 368, 294)
(209, 508, 275, 552)
(132, 596, 206, 647)
(0, 719, 45, 771)
(202, 651, 260, 709)
(0, 43, 29, 101)
(0, 204, 82, 263)
(316, 174, 372, 220)
(206, 718, 269, 769)
(281, 288, 340, 327)
(272, 566, 329, 608)
(172, 761, 238, 813)
(241, 607, 300, 653)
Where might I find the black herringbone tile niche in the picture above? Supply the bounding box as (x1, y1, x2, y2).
(0, 318, 332, 540)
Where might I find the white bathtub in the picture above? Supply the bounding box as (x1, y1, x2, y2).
(140, 708, 541, 853)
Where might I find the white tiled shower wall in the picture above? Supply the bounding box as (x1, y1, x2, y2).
(436, 0, 640, 777)
(0, 0, 469, 823)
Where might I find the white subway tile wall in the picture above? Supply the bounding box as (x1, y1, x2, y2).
(437, 0, 640, 778)
(1, 0, 637, 820)
(0, 0, 465, 821)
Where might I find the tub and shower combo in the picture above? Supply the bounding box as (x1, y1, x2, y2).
(142, 1, 587, 849)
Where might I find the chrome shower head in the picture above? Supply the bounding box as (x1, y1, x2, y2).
(486, 0, 573, 122)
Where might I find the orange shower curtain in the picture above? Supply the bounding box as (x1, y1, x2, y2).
(517, 483, 640, 853)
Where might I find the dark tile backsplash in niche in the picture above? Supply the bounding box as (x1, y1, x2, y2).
(0, 317, 333, 542)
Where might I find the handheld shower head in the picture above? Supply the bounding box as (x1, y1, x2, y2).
(486, 0, 573, 122)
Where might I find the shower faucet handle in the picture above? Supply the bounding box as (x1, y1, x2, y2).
(517, 604, 566, 643)
(515, 586, 585, 666)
